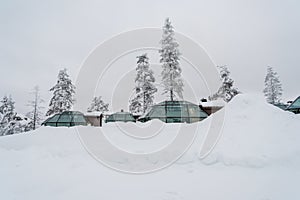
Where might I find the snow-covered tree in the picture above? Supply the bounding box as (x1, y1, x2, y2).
(0, 96, 33, 136)
(1, 120, 23, 136)
(87, 96, 109, 113)
(26, 86, 44, 130)
(129, 54, 157, 115)
(263, 66, 283, 104)
(46, 68, 76, 116)
(0, 95, 25, 136)
(159, 18, 183, 101)
(0, 95, 16, 135)
(209, 66, 240, 102)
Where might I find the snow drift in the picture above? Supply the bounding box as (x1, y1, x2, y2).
(0, 93, 299, 200)
(200, 94, 300, 167)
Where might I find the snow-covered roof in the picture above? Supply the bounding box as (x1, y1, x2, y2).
(84, 111, 102, 116)
(200, 99, 225, 107)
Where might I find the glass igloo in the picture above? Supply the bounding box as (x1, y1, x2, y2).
(42, 111, 88, 127)
(105, 111, 136, 123)
(286, 96, 300, 114)
(138, 100, 208, 123)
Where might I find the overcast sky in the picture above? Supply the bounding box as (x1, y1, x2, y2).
(0, 0, 299, 114)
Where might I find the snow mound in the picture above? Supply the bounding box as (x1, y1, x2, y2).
(200, 93, 300, 167)
(0, 94, 300, 199)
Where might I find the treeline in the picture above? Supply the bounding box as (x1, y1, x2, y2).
(0, 18, 285, 136)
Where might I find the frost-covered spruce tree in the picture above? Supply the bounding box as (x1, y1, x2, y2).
(46, 68, 75, 116)
(87, 96, 109, 113)
(0, 95, 24, 136)
(26, 86, 44, 130)
(159, 18, 183, 101)
(0, 95, 16, 135)
(0, 96, 32, 135)
(263, 66, 283, 104)
(209, 66, 240, 102)
(129, 53, 157, 114)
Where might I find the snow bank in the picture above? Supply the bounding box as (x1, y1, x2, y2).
(0, 94, 300, 200)
(200, 94, 300, 167)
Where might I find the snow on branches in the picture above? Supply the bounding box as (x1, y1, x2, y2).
(0, 95, 31, 136)
(263, 66, 283, 104)
(209, 65, 240, 102)
(159, 18, 183, 101)
(129, 53, 157, 115)
(46, 68, 75, 116)
(87, 96, 109, 113)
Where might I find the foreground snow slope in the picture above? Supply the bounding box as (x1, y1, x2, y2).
(200, 94, 300, 167)
(0, 94, 299, 200)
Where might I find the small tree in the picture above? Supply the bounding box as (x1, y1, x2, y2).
(87, 96, 109, 113)
(26, 86, 44, 130)
(0, 95, 16, 135)
(159, 18, 183, 101)
(263, 66, 283, 104)
(0, 95, 27, 136)
(209, 65, 240, 102)
(46, 68, 76, 116)
(129, 53, 157, 114)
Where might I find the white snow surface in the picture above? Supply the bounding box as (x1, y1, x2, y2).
(0, 94, 300, 200)
(200, 99, 225, 107)
(201, 94, 300, 167)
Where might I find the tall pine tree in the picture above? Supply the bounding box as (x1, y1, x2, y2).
(46, 68, 76, 116)
(159, 18, 183, 101)
(263, 66, 283, 104)
(129, 53, 157, 114)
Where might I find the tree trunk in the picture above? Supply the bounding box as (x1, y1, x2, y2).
(170, 71, 174, 101)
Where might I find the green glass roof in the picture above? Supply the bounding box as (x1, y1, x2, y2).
(42, 111, 87, 127)
(139, 100, 208, 123)
(288, 96, 300, 109)
(105, 112, 135, 122)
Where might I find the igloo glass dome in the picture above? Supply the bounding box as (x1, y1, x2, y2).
(42, 111, 88, 127)
(138, 100, 208, 123)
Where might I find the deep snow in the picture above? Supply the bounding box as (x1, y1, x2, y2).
(0, 94, 299, 200)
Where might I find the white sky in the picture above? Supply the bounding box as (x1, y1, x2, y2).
(0, 0, 299, 114)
